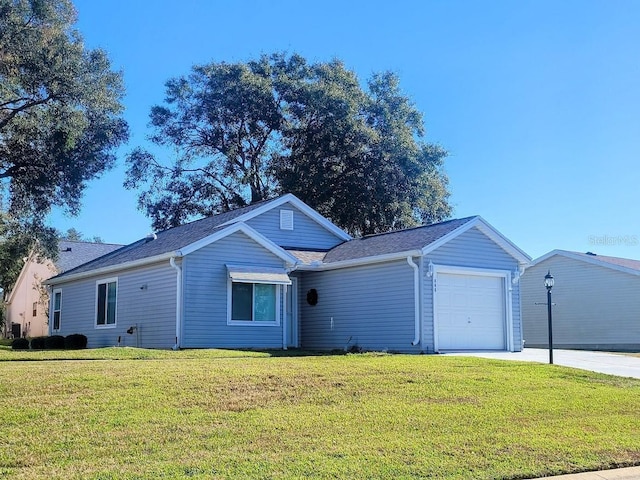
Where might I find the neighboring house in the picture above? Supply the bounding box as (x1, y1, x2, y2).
(521, 249, 640, 351)
(3, 240, 122, 339)
(44, 194, 530, 352)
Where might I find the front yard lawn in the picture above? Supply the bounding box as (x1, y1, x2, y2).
(1, 350, 639, 479)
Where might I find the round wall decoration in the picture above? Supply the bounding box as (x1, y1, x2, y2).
(306, 288, 318, 306)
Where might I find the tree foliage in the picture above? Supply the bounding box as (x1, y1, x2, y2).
(0, 0, 128, 298)
(1, 0, 128, 219)
(125, 53, 450, 235)
(59, 227, 103, 243)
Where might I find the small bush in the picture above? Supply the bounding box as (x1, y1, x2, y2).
(30, 336, 47, 350)
(11, 337, 29, 350)
(44, 335, 65, 349)
(64, 334, 88, 350)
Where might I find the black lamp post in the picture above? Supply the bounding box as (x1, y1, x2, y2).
(544, 270, 554, 364)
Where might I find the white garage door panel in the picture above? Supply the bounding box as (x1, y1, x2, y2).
(436, 273, 505, 350)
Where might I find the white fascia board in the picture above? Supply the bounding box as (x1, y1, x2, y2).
(43, 252, 180, 286)
(219, 193, 352, 241)
(180, 222, 299, 266)
(294, 249, 423, 271)
(529, 249, 640, 277)
(422, 216, 531, 266)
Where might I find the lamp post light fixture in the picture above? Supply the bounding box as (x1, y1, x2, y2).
(544, 270, 554, 364)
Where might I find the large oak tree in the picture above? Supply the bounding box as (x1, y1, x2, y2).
(0, 0, 128, 295)
(125, 53, 449, 235)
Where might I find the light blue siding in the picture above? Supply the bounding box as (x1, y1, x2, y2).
(300, 260, 420, 353)
(51, 262, 177, 349)
(246, 202, 344, 250)
(182, 231, 287, 348)
(422, 227, 523, 352)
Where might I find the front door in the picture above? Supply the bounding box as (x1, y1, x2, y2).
(11, 323, 21, 339)
(286, 277, 299, 348)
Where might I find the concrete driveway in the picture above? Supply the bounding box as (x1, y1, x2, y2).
(445, 348, 640, 379)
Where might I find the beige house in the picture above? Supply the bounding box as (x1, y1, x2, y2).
(3, 240, 122, 339)
(521, 249, 640, 351)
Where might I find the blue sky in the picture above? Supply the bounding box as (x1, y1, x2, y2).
(49, 0, 640, 260)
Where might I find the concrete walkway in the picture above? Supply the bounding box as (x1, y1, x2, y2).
(526, 465, 640, 479)
(447, 349, 640, 479)
(445, 348, 640, 379)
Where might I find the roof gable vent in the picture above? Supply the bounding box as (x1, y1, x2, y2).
(280, 209, 294, 231)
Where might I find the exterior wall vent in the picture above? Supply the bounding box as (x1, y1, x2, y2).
(280, 209, 294, 230)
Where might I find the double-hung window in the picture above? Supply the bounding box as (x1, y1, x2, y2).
(52, 289, 62, 331)
(227, 265, 290, 325)
(96, 278, 117, 327)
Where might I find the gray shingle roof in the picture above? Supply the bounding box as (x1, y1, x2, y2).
(56, 241, 123, 273)
(286, 249, 328, 265)
(53, 200, 273, 279)
(323, 217, 478, 263)
(51, 193, 479, 281)
(571, 251, 640, 272)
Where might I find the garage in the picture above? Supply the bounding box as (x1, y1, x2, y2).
(435, 271, 507, 351)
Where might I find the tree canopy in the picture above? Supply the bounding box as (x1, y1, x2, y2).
(0, 0, 128, 295)
(125, 53, 450, 236)
(59, 227, 103, 243)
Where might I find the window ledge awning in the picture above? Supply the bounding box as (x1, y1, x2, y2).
(226, 265, 292, 285)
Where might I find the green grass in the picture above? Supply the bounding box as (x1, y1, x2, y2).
(0, 345, 271, 361)
(1, 350, 639, 479)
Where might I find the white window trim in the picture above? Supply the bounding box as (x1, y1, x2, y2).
(431, 264, 514, 353)
(95, 277, 118, 329)
(51, 288, 62, 332)
(227, 280, 281, 327)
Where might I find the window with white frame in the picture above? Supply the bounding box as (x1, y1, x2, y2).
(230, 282, 279, 323)
(52, 289, 62, 331)
(96, 278, 117, 327)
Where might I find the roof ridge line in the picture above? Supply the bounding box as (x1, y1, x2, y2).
(357, 216, 478, 240)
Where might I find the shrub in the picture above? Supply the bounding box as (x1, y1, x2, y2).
(30, 336, 47, 350)
(11, 337, 29, 350)
(64, 334, 88, 350)
(44, 335, 65, 349)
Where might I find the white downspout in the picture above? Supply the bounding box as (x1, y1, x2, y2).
(407, 256, 420, 346)
(282, 284, 288, 350)
(170, 256, 182, 350)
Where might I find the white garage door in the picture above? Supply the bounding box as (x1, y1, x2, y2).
(436, 272, 506, 350)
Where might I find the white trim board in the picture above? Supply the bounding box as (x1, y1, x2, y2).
(180, 223, 299, 265)
(219, 193, 352, 242)
(422, 217, 530, 266)
(527, 249, 640, 277)
(46, 223, 299, 286)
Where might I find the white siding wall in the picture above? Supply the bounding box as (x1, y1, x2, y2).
(246, 202, 344, 249)
(182, 231, 287, 348)
(300, 260, 420, 353)
(423, 227, 523, 352)
(521, 256, 640, 350)
(51, 261, 177, 349)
